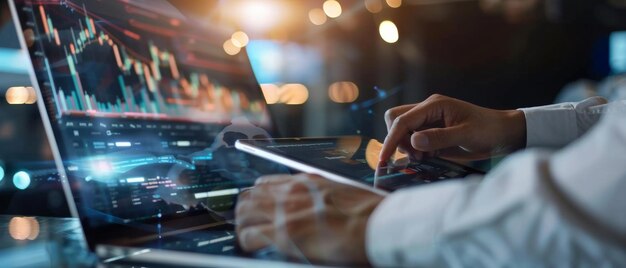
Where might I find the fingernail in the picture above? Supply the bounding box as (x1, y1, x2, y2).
(415, 134, 429, 148)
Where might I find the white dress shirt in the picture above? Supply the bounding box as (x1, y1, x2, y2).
(367, 97, 626, 267)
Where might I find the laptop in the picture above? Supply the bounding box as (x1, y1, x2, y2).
(9, 0, 314, 266)
(10, 0, 485, 266)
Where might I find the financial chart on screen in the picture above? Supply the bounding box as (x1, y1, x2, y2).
(14, 0, 282, 227)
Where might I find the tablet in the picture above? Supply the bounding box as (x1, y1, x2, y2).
(235, 136, 483, 194)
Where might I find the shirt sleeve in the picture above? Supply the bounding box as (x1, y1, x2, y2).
(366, 100, 626, 267)
(519, 96, 607, 148)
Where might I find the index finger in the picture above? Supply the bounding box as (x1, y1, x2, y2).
(379, 102, 441, 161)
(384, 104, 415, 131)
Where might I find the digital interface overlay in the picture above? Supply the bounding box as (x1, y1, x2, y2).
(242, 136, 481, 192)
(14, 0, 285, 232)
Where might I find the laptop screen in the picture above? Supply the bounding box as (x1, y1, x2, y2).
(12, 0, 285, 248)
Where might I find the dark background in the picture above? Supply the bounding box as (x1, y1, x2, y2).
(0, 0, 624, 216)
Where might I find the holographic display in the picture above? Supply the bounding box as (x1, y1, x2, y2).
(237, 136, 483, 192)
(13, 0, 285, 243)
(34, 1, 269, 123)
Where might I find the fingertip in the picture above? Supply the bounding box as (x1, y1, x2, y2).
(378, 149, 391, 163)
(238, 228, 260, 251)
(238, 225, 274, 252)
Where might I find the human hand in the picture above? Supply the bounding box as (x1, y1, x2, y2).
(380, 94, 526, 162)
(236, 174, 385, 266)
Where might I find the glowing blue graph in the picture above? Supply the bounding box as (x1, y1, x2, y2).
(350, 85, 403, 111)
(79, 152, 214, 182)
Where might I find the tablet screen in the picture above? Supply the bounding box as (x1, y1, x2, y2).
(238, 136, 483, 192)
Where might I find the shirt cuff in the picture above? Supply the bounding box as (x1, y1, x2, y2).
(519, 103, 578, 148)
(365, 180, 474, 267)
(519, 97, 608, 148)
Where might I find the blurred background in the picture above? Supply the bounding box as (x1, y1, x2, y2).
(166, 0, 626, 138)
(1, 0, 626, 216)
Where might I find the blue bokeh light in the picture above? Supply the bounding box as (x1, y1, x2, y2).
(0, 48, 29, 74)
(247, 40, 323, 85)
(13, 171, 31, 190)
(247, 40, 283, 84)
(0, 166, 4, 182)
(610, 31, 626, 73)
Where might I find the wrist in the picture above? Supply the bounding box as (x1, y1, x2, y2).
(502, 109, 527, 151)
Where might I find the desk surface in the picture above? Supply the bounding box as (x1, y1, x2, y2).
(0, 215, 304, 268)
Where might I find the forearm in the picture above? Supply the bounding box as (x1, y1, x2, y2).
(366, 100, 626, 266)
(366, 150, 625, 267)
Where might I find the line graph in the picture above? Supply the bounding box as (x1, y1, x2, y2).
(31, 0, 269, 124)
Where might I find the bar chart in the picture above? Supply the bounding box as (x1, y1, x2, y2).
(32, 1, 269, 124)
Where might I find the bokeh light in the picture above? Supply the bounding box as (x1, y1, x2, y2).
(329, 81, 360, 103)
(26, 87, 37, 104)
(260, 83, 280, 104)
(279, 84, 309, 105)
(6, 86, 36, 104)
(323, 0, 343, 19)
(231, 31, 250, 48)
(236, 0, 285, 33)
(364, 0, 384, 13)
(9, 217, 40, 241)
(223, 39, 241, 56)
(379, 20, 399, 43)
(309, 8, 328, 26)
(13, 171, 31, 190)
(6, 87, 28, 104)
(365, 139, 383, 170)
(0, 165, 4, 182)
(23, 29, 35, 47)
(9, 217, 29, 240)
(260, 83, 309, 105)
(92, 160, 113, 176)
(386, 0, 402, 8)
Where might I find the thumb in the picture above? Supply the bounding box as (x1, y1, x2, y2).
(411, 126, 466, 152)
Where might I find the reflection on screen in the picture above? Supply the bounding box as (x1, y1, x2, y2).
(15, 0, 285, 229)
(259, 136, 479, 192)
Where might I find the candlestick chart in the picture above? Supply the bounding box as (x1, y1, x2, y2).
(12, 0, 284, 224)
(27, 0, 269, 125)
